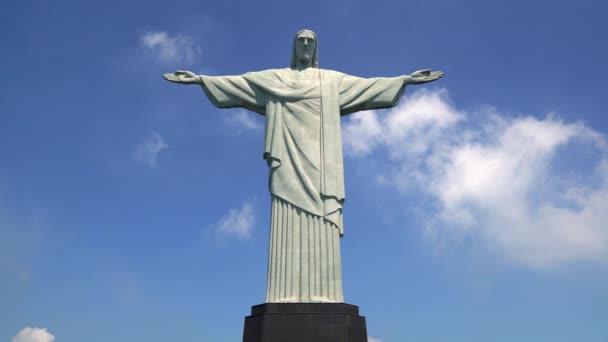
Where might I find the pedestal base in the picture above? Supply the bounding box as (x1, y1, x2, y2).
(242, 303, 367, 342)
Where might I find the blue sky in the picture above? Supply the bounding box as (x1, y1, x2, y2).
(1, 0, 607, 341)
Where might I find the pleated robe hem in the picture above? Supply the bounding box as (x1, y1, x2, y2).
(266, 196, 345, 303)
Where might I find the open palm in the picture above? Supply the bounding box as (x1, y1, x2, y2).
(409, 69, 444, 84)
(163, 70, 200, 84)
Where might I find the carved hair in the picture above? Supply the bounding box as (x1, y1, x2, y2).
(290, 29, 319, 69)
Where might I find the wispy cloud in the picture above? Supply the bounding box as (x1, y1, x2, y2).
(224, 110, 263, 133)
(368, 337, 383, 342)
(343, 89, 608, 269)
(133, 132, 168, 168)
(0, 208, 50, 282)
(211, 201, 255, 240)
(12, 327, 55, 342)
(96, 254, 140, 304)
(140, 31, 201, 64)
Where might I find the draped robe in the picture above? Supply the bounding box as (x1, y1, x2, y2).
(200, 68, 406, 302)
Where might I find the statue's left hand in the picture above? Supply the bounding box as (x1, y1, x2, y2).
(408, 69, 444, 84)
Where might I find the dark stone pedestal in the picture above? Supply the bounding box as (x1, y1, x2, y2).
(242, 303, 367, 342)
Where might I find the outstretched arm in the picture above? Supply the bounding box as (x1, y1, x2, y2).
(404, 69, 444, 85)
(163, 70, 267, 115)
(338, 69, 444, 115)
(163, 70, 202, 85)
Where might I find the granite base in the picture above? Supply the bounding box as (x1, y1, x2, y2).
(242, 303, 367, 342)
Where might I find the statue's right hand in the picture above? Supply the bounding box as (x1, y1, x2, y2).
(163, 70, 200, 84)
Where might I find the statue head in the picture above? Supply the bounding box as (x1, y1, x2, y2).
(291, 29, 318, 69)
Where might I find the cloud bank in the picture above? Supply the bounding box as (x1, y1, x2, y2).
(12, 327, 55, 342)
(343, 89, 608, 269)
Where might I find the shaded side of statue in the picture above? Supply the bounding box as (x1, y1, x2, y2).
(164, 30, 443, 303)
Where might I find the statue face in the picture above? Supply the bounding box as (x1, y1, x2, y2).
(295, 31, 316, 65)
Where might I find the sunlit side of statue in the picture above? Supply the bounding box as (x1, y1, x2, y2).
(164, 30, 443, 303)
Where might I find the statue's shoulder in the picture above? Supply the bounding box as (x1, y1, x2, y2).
(243, 68, 290, 79)
(319, 69, 348, 80)
(319, 68, 342, 75)
(243, 68, 348, 82)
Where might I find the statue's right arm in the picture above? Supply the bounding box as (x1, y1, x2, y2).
(164, 70, 267, 115)
(163, 70, 203, 85)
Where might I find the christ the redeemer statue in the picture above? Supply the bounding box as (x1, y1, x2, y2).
(164, 29, 443, 304)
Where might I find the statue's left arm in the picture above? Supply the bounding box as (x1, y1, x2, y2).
(338, 69, 443, 115)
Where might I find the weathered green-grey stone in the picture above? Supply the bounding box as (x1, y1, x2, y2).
(163, 29, 443, 303)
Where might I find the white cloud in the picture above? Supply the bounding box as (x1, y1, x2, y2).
(140, 31, 201, 64)
(343, 89, 608, 269)
(12, 327, 55, 342)
(133, 132, 168, 168)
(224, 110, 263, 133)
(368, 337, 383, 342)
(343, 89, 463, 159)
(212, 201, 255, 240)
(342, 109, 383, 155)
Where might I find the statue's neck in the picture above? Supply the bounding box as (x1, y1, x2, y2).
(295, 60, 313, 71)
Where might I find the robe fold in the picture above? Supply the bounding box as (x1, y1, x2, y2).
(200, 68, 407, 236)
